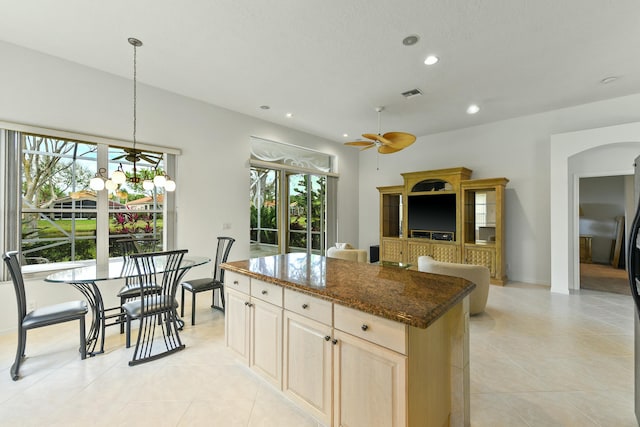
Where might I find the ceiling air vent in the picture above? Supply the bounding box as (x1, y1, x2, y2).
(401, 88, 423, 99)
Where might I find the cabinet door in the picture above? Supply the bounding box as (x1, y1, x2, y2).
(406, 240, 431, 265)
(283, 311, 332, 425)
(225, 288, 251, 364)
(464, 246, 496, 276)
(381, 238, 404, 263)
(431, 243, 460, 263)
(250, 298, 283, 388)
(333, 330, 407, 427)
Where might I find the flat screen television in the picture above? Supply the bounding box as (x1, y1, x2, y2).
(407, 194, 456, 236)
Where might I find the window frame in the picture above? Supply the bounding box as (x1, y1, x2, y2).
(0, 122, 179, 279)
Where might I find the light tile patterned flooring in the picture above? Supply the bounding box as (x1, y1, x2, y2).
(0, 282, 635, 426)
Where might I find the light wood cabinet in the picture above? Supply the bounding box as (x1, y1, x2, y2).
(332, 329, 407, 427)
(381, 237, 404, 263)
(461, 178, 508, 285)
(579, 235, 592, 263)
(251, 298, 283, 388)
(225, 276, 284, 388)
(283, 310, 333, 424)
(226, 273, 469, 427)
(225, 287, 251, 363)
(378, 167, 508, 284)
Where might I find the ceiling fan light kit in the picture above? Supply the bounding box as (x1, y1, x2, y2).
(344, 106, 416, 154)
(89, 37, 175, 193)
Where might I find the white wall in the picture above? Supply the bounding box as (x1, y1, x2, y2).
(358, 94, 640, 286)
(0, 41, 361, 333)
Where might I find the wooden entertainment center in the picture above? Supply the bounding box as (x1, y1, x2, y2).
(378, 167, 509, 285)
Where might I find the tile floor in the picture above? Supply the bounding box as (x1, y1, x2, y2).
(0, 282, 635, 426)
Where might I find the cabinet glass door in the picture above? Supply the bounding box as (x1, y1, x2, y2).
(464, 189, 496, 243)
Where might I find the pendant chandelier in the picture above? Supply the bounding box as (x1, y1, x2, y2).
(90, 37, 175, 192)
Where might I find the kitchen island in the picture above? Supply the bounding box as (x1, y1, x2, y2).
(221, 253, 474, 427)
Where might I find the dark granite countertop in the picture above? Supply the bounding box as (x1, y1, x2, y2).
(221, 253, 475, 329)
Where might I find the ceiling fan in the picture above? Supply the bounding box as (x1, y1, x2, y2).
(344, 106, 416, 154)
(112, 148, 163, 165)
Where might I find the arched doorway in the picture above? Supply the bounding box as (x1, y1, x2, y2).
(550, 122, 640, 294)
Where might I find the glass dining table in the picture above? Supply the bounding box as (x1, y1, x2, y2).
(45, 255, 210, 356)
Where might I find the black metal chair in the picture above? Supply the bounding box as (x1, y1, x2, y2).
(180, 236, 235, 325)
(114, 237, 161, 333)
(122, 249, 188, 366)
(2, 251, 88, 380)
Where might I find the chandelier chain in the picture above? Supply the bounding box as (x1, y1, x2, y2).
(133, 42, 137, 149)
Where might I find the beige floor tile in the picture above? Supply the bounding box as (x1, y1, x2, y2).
(0, 283, 636, 426)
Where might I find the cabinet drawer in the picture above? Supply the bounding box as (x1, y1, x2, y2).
(284, 288, 332, 325)
(225, 271, 250, 294)
(251, 279, 283, 307)
(334, 304, 407, 355)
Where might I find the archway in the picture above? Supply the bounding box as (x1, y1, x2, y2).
(550, 122, 640, 294)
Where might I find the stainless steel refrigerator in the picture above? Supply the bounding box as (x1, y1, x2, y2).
(627, 155, 640, 423)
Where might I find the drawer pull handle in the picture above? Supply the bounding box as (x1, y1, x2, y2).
(361, 324, 369, 331)
(234, 281, 239, 285)
(324, 335, 331, 341)
(302, 304, 309, 309)
(331, 339, 338, 345)
(261, 290, 268, 295)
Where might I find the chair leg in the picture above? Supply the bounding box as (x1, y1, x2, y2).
(10, 328, 25, 381)
(220, 288, 225, 312)
(79, 317, 87, 360)
(191, 291, 196, 326)
(181, 287, 185, 317)
(119, 296, 126, 334)
(125, 316, 131, 348)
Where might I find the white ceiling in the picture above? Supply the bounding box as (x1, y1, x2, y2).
(1, 0, 640, 143)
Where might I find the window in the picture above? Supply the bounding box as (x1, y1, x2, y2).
(249, 137, 336, 258)
(1, 126, 177, 274)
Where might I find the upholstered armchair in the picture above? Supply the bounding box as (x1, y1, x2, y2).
(418, 255, 490, 315)
(326, 243, 367, 262)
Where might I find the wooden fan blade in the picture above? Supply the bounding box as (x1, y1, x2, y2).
(378, 144, 402, 154)
(383, 132, 416, 149)
(362, 133, 382, 142)
(345, 141, 374, 147)
(140, 154, 161, 164)
(361, 144, 377, 151)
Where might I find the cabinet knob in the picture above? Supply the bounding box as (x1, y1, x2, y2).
(332, 339, 338, 345)
(302, 304, 309, 309)
(233, 280, 239, 285)
(324, 335, 331, 341)
(261, 290, 268, 295)
(361, 324, 369, 331)
(244, 301, 249, 306)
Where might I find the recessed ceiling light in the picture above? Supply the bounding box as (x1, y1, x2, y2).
(343, 133, 349, 138)
(402, 35, 419, 46)
(466, 104, 480, 114)
(285, 112, 293, 118)
(424, 55, 439, 65)
(600, 76, 618, 84)
(260, 105, 270, 110)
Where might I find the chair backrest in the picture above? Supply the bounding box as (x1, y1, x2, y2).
(114, 237, 160, 256)
(212, 237, 235, 282)
(130, 249, 188, 310)
(3, 251, 27, 322)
